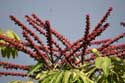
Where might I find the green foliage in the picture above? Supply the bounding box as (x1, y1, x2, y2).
(36, 69, 94, 83)
(91, 48, 125, 83)
(5, 30, 20, 40)
(27, 62, 43, 76)
(93, 56, 125, 83)
(0, 29, 20, 58)
(25, 48, 125, 83)
(95, 57, 111, 77)
(0, 28, 124, 82)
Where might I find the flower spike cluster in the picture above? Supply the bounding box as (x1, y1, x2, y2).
(0, 7, 125, 77)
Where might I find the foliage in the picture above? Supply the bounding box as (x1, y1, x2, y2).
(35, 69, 94, 83)
(88, 49, 125, 83)
(0, 29, 20, 58)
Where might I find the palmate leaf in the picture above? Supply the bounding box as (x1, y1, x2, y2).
(0, 29, 20, 59)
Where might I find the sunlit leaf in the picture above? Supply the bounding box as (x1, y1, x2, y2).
(63, 70, 71, 83)
(95, 57, 111, 77)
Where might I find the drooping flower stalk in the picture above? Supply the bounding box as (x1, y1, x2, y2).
(0, 71, 34, 78)
(0, 61, 29, 70)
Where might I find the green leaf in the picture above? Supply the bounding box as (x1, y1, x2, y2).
(39, 74, 48, 80)
(76, 79, 83, 83)
(1, 47, 6, 58)
(49, 72, 60, 83)
(27, 62, 43, 76)
(55, 71, 64, 83)
(38, 73, 48, 80)
(36, 73, 43, 79)
(11, 48, 18, 58)
(86, 67, 96, 77)
(79, 72, 94, 83)
(6, 30, 15, 39)
(74, 69, 94, 83)
(41, 74, 53, 83)
(63, 70, 71, 83)
(5, 30, 20, 40)
(95, 57, 111, 77)
(0, 30, 20, 59)
(5, 48, 11, 58)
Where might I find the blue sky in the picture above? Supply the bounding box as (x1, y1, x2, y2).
(0, 0, 125, 83)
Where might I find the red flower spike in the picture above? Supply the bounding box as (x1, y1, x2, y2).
(94, 7, 112, 30)
(0, 71, 34, 78)
(25, 15, 62, 53)
(10, 15, 45, 48)
(44, 20, 54, 63)
(99, 32, 125, 51)
(81, 14, 91, 63)
(31, 14, 72, 48)
(0, 61, 29, 70)
(22, 31, 51, 67)
(0, 7, 125, 74)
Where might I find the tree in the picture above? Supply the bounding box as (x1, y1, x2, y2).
(0, 7, 125, 83)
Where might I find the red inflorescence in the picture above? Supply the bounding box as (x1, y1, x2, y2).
(0, 7, 125, 77)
